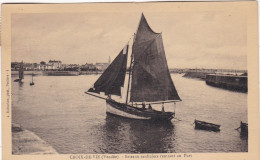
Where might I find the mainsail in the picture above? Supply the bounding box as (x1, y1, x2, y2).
(88, 45, 128, 96)
(130, 14, 181, 102)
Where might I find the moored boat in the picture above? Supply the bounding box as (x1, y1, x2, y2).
(30, 73, 35, 86)
(240, 121, 248, 135)
(194, 120, 221, 132)
(86, 13, 181, 121)
(14, 61, 24, 82)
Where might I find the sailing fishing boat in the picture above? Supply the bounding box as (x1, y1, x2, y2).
(14, 61, 24, 83)
(30, 72, 35, 86)
(86, 14, 181, 121)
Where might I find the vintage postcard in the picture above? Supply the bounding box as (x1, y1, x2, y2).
(1, 2, 259, 160)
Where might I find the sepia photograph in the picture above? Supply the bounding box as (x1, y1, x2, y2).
(1, 1, 259, 160)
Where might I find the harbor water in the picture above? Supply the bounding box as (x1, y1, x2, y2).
(11, 74, 248, 154)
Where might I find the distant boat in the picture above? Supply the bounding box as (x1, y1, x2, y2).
(14, 62, 24, 83)
(86, 14, 181, 121)
(30, 73, 35, 86)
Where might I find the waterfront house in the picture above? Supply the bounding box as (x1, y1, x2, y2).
(48, 60, 62, 70)
(95, 63, 108, 71)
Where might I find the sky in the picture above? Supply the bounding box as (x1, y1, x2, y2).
(11, 10, 247, 70)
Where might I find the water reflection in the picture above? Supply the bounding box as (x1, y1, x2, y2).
(18, 82, 24, 88)
(100, 114, 175, 153)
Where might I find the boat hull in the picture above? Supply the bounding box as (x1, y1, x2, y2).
(240, 122, 248, 135)
(14, 79, 21, 82)
(194, 120, 220, 132)
(14, 79, 23, 83)
(106, 99, 174, 121)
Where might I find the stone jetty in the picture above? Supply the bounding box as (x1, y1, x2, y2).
(12, 123, 58, 155)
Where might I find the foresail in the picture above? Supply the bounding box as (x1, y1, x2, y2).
(130, 14, 181, 102)
(88, 45, 128, 96)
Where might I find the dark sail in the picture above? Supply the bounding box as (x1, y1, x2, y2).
(88, 45, 128, 96)
(130, 14, 181, 102)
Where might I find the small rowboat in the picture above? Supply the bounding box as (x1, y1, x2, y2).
(30, 73, 35, 86)
(194, 120, 220, 132)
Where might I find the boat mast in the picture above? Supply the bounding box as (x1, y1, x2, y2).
(125, 34, 135, 105)
(125, 14, 145, 105)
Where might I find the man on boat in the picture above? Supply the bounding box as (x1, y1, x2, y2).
(162, 103, 165, 112)
(142, 102, 146, 110)
(148, 104, 152, 110)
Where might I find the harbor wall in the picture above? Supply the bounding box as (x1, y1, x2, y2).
(11, 70, 103, 76)
(43, 71, 80, 76)
(183, 71, 214, 80)
(79, 71, 103, 75)
(11, 71, 43, 76)
(12, 123, 58, 155)
(205, 74, 247, 92)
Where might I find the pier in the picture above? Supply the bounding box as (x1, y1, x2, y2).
(205, 74, 247, 92)
(12, 123, 57, 155)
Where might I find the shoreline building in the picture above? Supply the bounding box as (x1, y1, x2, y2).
(11, 62, 20, 71)
(47, 60, 62, 70)
(39, 61, 47, 70)
(95, 56, 111, 71)
(62, 64, 80, 71)
(81, 63, 97, 71)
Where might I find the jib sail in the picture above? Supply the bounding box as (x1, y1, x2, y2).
(88, 45, 128, 96)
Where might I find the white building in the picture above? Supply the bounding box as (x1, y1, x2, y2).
(48, 60, 62, 70)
